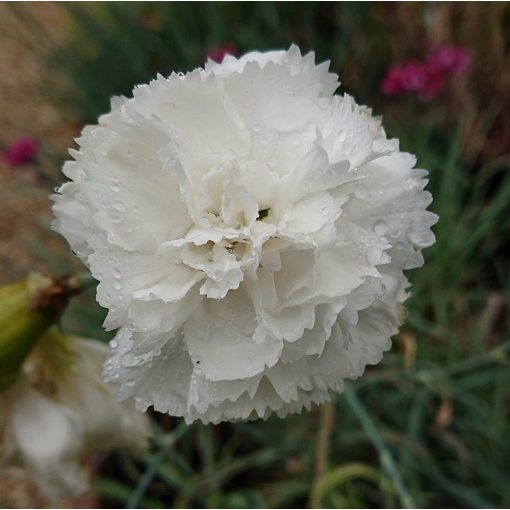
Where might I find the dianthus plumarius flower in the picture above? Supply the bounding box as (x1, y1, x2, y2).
(52, 45, 437, 424)
(3, 136, 39, 167)
(380, 44, 471, 100)
(0, 329, 149, 501)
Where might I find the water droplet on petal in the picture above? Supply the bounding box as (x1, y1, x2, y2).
(112, 200, 125, 212)
(373, 220, 388, 236)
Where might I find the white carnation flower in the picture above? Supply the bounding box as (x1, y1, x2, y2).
(0, 331, 149, 501)
(52, 45, 437, 424)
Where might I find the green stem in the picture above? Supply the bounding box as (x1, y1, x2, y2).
(310, 400, 334, 508)
(344, 385, 417, 509)
(126, 422, 188, 509)
(310, 462, 390, 508)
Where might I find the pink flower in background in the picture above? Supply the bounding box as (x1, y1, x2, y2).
(380, 67, 405, 96)
(3, 136, 39, 167)
(381, 44, 471, 101)
(427, 45, 471, 75)
(380, 61, 430, 97)
(205, 43, 236, 63)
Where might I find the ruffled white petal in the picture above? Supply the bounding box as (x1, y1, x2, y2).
(52, 45, 437, 424)
(8, 384, 87, 502)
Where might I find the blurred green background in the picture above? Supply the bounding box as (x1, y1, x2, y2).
(0, 2, 509, 508)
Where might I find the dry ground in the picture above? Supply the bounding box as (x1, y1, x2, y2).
(0, 2, 79, 285)
(0, 3, 89, 508)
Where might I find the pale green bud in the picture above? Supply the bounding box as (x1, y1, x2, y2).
(0, 274, 77, 392)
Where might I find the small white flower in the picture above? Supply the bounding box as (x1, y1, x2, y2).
(0, 331, 149, 501)
(52, 45, 437, 424)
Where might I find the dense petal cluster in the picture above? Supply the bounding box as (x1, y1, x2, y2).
(52, 46, 437, 424)
(0, 331, 149, 501)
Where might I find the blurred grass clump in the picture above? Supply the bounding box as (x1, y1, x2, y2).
(18, 2, 510, 508)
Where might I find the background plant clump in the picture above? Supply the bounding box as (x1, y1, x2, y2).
(0, 2, 509, 508)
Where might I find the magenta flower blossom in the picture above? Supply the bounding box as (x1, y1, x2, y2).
(380, 61, 431, 97)
(3, 136, 39, 167)
(381, 44, 471, 100)
(380, 68, 407, 96)
(205, 43, 236, 63)
(427, 45, 471, 75)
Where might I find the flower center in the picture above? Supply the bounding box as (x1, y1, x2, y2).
(257, 208, 270, 220)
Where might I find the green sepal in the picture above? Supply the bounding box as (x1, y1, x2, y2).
(0, 275, 56, 392)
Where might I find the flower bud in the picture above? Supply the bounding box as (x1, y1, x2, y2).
(0, 274, 77, 392)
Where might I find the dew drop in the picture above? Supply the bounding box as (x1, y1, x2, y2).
(112, 200, 126, 212)
(113, 281, 121, 290)
(109, 339, 118, 349)
(111, 212, 122, 224)
(112, 177, 120, 193)
(373, 220, 388, 236)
